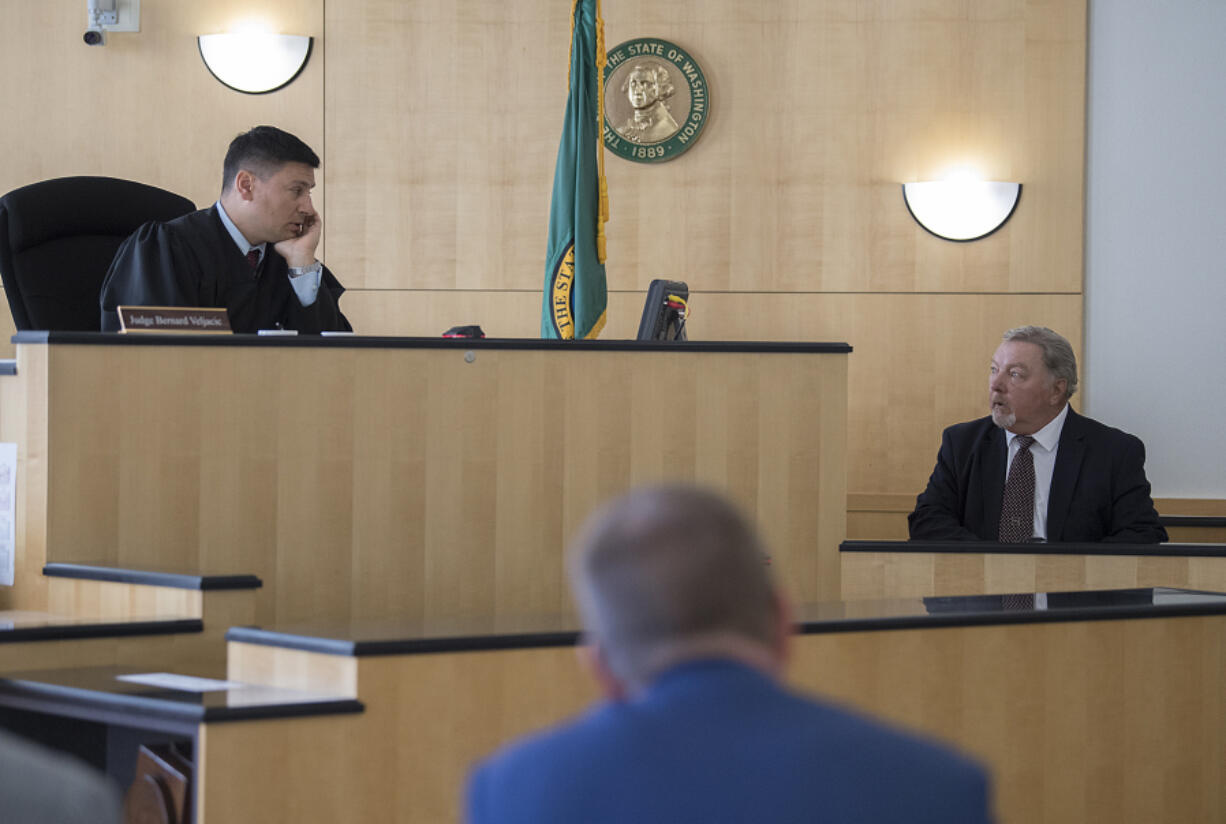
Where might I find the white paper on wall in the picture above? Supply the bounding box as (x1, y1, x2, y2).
(0, 443, 15, 587)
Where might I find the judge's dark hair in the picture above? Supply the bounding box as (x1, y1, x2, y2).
(221, 126, 320, 193)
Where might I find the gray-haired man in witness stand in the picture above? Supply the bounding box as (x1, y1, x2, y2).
(0, 729, 121, 824)
(466, 485, 992, 824)
(909, 325, 1167, 543)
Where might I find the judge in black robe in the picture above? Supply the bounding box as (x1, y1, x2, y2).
(99, 205, 350, 333)
(99, 125, 350, 334)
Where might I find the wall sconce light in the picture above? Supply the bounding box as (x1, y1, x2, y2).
(198, 32, 313, 94)
(902, 180, 1022, 242)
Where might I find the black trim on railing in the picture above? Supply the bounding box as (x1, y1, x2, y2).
(225, 626, 582, 656)
(42, 563, 262, 591)
(0, 676, 363, 726)
(11, 331, 852, 355)
(840, 540, 1226, 557)
(0, 618, 202, 644)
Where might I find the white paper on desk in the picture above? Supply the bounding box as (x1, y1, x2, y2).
(117, 672, 246, 692)
(0, 443, 16, 587)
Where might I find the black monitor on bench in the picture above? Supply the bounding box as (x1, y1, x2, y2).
(635, 279, 689, 342)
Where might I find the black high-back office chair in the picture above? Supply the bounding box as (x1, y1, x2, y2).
(0, 176, 195, 331)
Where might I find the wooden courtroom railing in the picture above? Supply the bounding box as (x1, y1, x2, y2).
(840, 539, 1226, 600)
(211, 587, 1226, 824)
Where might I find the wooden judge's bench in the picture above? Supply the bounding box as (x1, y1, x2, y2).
(0, 332, 851, 625)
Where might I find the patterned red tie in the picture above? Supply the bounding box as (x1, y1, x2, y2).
(246, 249, 261, 272)
(999, 435, 1036, 543)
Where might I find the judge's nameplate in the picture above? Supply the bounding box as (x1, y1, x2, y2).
(118, 306, 232, 334)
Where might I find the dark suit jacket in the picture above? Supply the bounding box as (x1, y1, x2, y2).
(908, 408, 1167, 543)
(466, 660, 991, 824)
(99, 206, 350, 334)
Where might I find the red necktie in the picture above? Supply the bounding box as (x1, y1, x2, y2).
(246, 249, 261, 272)
(999, 435, 1036, 542)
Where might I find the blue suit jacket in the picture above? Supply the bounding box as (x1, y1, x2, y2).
(908, 408, 1167, 543)
(466, 660, 991, 824)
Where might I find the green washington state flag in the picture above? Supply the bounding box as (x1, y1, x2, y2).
(541, 0, 608, 340)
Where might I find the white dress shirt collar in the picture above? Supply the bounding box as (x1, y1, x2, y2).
(215, 200, 265, 263)
(1006, 402, 1069, 454)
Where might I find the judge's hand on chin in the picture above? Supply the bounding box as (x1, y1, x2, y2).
(274, 211, 322, 269)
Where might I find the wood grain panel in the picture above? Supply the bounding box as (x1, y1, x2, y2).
(45, 578, 203, 620)
(220, 612, 1225, 824)
(198, 714, 360, 824)
(1155, 498, 1226, 516)
(0, 0, 325, 212)
(22, 341, 846, 625)
(225, 642, 358, 697)
(841, 551, 1226, 600)
(324, 1, 1085, 297)
(0, 631, 212, 675)
(790, 616, 1225, 824)
(342, 288, 1081, 501)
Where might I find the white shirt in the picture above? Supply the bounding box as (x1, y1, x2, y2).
(215, 201, 321, 307)
(1003, 403, 1069, 541)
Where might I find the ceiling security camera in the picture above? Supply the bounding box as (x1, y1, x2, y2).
(83, 27, 106, 46)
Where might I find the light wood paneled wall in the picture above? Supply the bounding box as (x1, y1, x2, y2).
(0, 1, 1090, 525)
(219, 613, 1226, 824)
(324, 1, 1084, 296)
(0, 0, 324, 211)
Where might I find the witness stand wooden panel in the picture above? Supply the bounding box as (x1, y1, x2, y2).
(2, 334, 848, 625)
(0, 614, 203, 674)
(840, 540, 1226, 600)
(216, 589, 1226, 824)
(0, 565, 259, 676)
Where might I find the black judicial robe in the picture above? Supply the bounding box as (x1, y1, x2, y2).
(99, 206, 351, 334)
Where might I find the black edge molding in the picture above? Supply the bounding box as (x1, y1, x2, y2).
(840, 540, 1226, 558)
(0, 676, 363, 726)
(11, 331, 851, 355)
(225, 625, 582, 657)
(43, 563, 262, 591)
(0, 619, 202, 644)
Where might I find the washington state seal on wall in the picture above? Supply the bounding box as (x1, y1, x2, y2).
(603, 38, 709, 164)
